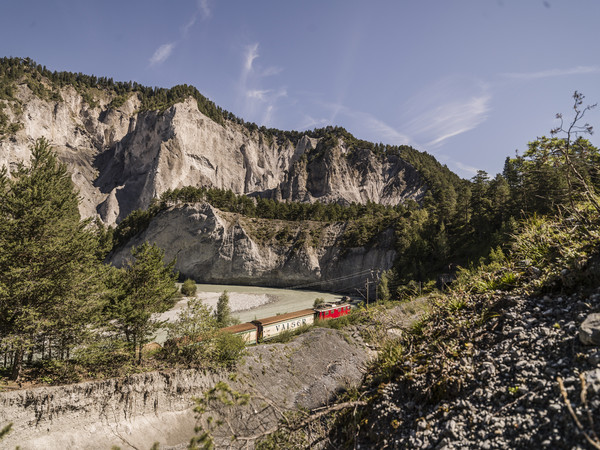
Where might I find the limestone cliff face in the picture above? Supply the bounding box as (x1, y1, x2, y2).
(110, 203, 396, 292)
(0, 83, 424, 225)
(277, 145, 425, 206)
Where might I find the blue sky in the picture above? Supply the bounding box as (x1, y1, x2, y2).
(1, 0, 600, 179)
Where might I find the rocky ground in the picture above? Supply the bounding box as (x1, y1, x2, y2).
(0, 328, 370, 450)
(359, 289, 600, 449)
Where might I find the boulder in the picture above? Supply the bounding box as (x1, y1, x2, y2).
(579, 313, 600, 346)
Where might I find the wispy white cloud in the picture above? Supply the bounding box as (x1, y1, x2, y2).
(298, 114, 330, 131)
(182, 15, 197, 35)
(362, 114, 412, 144)
(454, 161, 480, 176)
(247, 88, 287, 102)
(399, 76, 492, 149)
(247, 89, 271, 101)
(237, 43, 287, 127)
(197, 0, 211, 19)
(318, 100, 412, 145)
(244, 43, 260, 76)
(261, 66, 283, 77)
(422, 94, 491, 147)
(152, 1, 212, 66)
(149, 43, 175, 66)
(502, 65, 600, 80)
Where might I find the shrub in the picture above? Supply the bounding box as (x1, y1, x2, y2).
(181, 278, 197, 296)
(212, 332, 246, 368)
(164, 298, 216, 364)
(313, 297, 325, 307)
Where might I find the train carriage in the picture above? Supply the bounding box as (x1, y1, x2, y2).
(222, 322, 258, 344)
(252, 309, 315, 341)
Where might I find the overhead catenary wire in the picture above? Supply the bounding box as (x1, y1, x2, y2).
(282, 268, 374, 291)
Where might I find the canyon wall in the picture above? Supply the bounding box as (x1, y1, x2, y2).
(110, 203, 396, 292)
(0, 83, 424, 226)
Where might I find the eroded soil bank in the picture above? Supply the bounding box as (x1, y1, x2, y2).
(0, 328, 370, 449)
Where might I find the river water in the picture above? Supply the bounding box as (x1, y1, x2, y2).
(197, 284, 345, 322)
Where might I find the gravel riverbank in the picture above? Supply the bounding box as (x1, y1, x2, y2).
(156, 292, 277, 324)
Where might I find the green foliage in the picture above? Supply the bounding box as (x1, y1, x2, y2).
(215, 290, 238, 327)
(267, 324, 313, 344)
(161, 185, 406, 225)
(373, 340, 404, 381)
(0, 138, 108, 381)
(181, 278, 198, 296)
(72, 337, 133, 379)
(165, 297, 218, 364)
(377, 270, 391, 302)
(164, 295, 245, 368)
(108, 242, 178, 363)
(28, 358, 81, 385)
(111, 202, 166, 250)
(445, 294, 467, 313)
(313, 297, 325, 307)
(108, 94, 128, 109)
(212, 332, 246, 368)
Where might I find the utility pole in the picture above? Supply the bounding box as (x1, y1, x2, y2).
(365, 278, 369, 308)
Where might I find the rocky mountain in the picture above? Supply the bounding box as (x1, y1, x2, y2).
(110, 202, 396, 292)
(0, 59, 426, 226)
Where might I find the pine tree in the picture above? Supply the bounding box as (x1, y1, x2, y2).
(110, 242, 177, 363)
(0, 138, 107, 381)
(215, 290, 236, 327)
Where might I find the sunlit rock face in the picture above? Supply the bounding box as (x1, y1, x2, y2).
(1, 85, 425, 226)
(110, 203, 397, 292)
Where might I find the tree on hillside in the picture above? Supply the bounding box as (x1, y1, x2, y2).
(377, 270, 391, 302)
(549, 91, 600, 212)
(0, 138, 107, 381)
(109, 242, 178, 364)
(503, 92, 600, 216)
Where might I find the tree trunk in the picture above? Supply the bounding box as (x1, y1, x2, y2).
(11, 346, 24, 381)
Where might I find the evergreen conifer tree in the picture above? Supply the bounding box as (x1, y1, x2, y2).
(215, 290, 235, 327)
(110, 242, 177, 363)
(0, 138, 106, 380)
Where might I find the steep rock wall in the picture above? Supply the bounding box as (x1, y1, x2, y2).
(0, 83, 424, 225)
(278, 145, 425, 206)
(110, 203, 396, 292)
